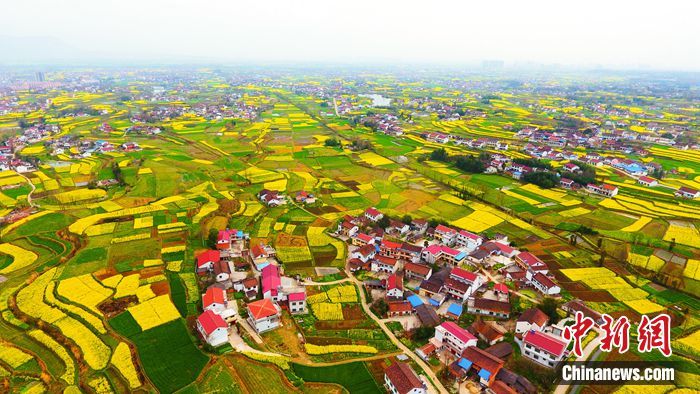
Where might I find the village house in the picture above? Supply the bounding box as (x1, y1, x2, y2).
(364, 207, 384, 222)
(247, 298, 282, 333)
(434, 224, 458, 246)
(396, 243, 423, 263)
(250, 243, 276, 261)
(196, 250, 220, 274)
(386, 273, 404, 299)
(456, 230, 482, 251)
(637, 176, 658, 187)
(371, 255, 399, 274)
(516, 308, 549, 334)
(387, 219, 410, 235)
(213, 260, 232, 282)
(522, 330, 568, 368)
(675, 186, 700, 199)
(531, 272, 561, 295)
(443, 267, 483, 302)
(216, 228, 245, 250)
(196, 310, 229, 347)
(338, 220, 359, 237)
(295, 190, 316, 204)
(411, 218, 429, 234)
(261, 264, 282, 301)
(202, 287, 237, 319)
(470, 319, 506, 346)
(387, 301, 414, 317)
(257, 189, 285, 207)
(467, 298, 511, 319)
(384, 362, 427, 394)
(433, 321, 478, 356)
(587, 183, 618, 197)
(453, 346, 505, 387)
(560, 178, 575, 189)
(288, 292, 307, 315)
(421, 244, 466, 266)
(380, 239, 403, 258)
(235, 277, 259, 300)
(515, 252, 548, 274)
(352, 233, 375, 247)
(352, 244, 377, 263)
(404, 262, 432, 281)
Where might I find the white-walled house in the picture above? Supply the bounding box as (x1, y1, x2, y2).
(522, 330, 568, 368)
(196, 310, 229, 346)
(202, 287, 237, 319)
(384, 362, 427, 394)
(247, 298, 282, 333)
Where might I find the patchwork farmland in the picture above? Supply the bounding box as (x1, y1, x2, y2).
(0, 67, 697, 394)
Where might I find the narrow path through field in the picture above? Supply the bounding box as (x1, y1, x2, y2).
(17, 173, 37, 208)
(346, 268, 448, 394)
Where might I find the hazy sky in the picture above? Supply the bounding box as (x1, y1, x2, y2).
(2, 0, 700, 70)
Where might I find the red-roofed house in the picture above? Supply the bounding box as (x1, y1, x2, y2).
(371, 255, 399, 274)
(421, 244, 466, 266)
(196, 250, 220, 274)
(261, 264, 282, 301)
(675, 186, 700, 199)
(288, 292, 307, 315)
(387, 301, 414, 317)
(516, 308, 549, 334)
(352, 244, 377, 263)
(384, 362, 426, 394)
(531, 272, 560, 295)
(522, 330, 568, 368)
(202, 287, 237, 319)
(247, 298, 281, 333)
(587, 183, 618, 197)
(380, 239, 403, 258)
(386, 273, 404, 299)
(494, 283, 509, 297)
(434, 321, 478, 355)
(352, 233, 375, 247)
(364, 207, 384, 222)
(338, 220, 359, 237)
(515, 252, 548, 274)
(456, 230, 482, 250)
(434, 224, 458, 246)
(196, 310, 229, 346)
(637, 176, 658, 187)
(404, 262, 432, 281)
(250, 243, 276, 261)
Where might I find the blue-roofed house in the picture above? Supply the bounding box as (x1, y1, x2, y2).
(447, 303, 463, 320)
(461, 346, 505, 387)
(407, 294, 424, 308)
(458, 357, 472, 370)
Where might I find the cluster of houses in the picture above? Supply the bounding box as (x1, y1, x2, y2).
(335, 207, 572, 390)
(194, 227, 308, 347)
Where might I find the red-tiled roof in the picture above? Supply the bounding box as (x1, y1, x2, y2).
(638, 176, 655, 183)
(387, 274, 403, 291)
(384, 362, 423, 394)
(435, 224, 457, 235)
(365, 207, 382, 217)
(451, 267, 477, 282)
(404, 262, 431, 276)
(356, 233, 373, 243)
(197, 310, 227, 336)
(533, 272, 557, 289)
(374, 255, 398, 266)
(247, 298, 279, 320)
(202, 287, 225, 308)
(357, 244, 376, 256)
(288, 292, 306, 302)
(196, 250, 220, 268)
(388, 301, 413, 313)
(261, 264, 281, 296)
(381, 239, 402, 250)
(524, 330, 567, 357)
(440, 321, 477, 344)
(518, 308, 549, 326)
(494, 283, 509, 294)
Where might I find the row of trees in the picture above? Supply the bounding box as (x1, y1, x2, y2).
(428, 148, 487, 174)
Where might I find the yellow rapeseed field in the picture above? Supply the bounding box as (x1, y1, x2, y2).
(111, 342, 141, 388)
(305, 344, 377, 355)
(54, 189, 106, 204)
(0, 243, 38, 274)
(56, 274, 112, 314)
(128, 295, 181, 330)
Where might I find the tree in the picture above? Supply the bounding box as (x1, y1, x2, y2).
(540, 298, 560, 324)
(324, 138, 341, 147)
(430, 148, 449, 162)
(521, 172, 560, 189)
(371, 299, 388, 317)
(413, 326, 435, 342)
(377, 215, 390, 229)
(401, 214, 412, 224)
(206, 228, 219, 249)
